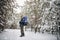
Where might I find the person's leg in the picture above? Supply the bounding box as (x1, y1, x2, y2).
(20, 25, 24, 37)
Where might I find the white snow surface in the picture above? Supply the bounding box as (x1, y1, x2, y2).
(0, 29, 57, 40)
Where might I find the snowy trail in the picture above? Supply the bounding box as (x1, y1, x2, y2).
(0, 29, 57, 40)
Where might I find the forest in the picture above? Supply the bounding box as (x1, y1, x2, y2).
(0, 0, 60, 34)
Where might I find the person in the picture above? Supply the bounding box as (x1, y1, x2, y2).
(19, 15, 28, 37)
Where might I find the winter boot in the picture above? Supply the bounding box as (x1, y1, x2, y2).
(20, 33, 25, 37)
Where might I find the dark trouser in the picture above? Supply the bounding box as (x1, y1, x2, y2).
(20, 25, 24, 36)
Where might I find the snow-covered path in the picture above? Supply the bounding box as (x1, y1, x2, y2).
(0, 29, 57, 40)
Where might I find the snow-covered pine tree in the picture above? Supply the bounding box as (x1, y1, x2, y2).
(0, 0, 15, 31)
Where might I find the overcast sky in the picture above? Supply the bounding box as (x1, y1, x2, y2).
(14, 0, 26, 13)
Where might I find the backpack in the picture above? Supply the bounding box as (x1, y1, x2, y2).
(19, 16, 28, 26)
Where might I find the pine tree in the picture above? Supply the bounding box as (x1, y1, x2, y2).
(0, 0, 15, 31)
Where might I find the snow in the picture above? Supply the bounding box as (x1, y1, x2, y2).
(0, 29, 57, 40)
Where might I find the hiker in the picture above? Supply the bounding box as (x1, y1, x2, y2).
(19, 15, 28, 37)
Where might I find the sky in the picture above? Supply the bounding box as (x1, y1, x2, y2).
(16, 0, 26, 6)
(14, 0, 26, 13)
(14, 0, 56, 13)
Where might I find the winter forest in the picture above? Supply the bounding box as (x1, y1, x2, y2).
(0, 0, 60, 40)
